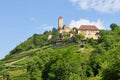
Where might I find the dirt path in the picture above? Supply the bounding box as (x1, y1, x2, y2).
(5, 56, 29, 66)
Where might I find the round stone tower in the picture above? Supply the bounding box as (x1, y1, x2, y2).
(58, 16, 63, 30)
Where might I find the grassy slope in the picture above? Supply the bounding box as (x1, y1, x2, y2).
(0, 43, 94, 80)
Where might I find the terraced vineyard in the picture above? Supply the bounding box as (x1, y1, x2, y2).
(0, 24, 120, 80)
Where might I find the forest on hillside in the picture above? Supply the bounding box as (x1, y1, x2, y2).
(0, 23, 120, 80)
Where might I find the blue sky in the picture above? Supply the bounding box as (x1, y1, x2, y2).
(0, 0, 120, 59)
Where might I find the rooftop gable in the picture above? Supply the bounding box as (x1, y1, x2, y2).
(79, 25, 99, 30)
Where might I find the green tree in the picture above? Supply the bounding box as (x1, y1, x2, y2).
(110, 23, 119, 31)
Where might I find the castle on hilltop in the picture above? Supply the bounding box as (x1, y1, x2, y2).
(58, 16, 99, 39)
(58, 16, 71, 33)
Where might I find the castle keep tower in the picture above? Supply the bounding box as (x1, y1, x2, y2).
(58, 16, 63, 29)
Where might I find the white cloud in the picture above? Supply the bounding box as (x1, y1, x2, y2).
(37, 24, 53, 31)
(69, 0, 120, 13)
(69, 19, 104, 29)
(30, 17, 37, 22)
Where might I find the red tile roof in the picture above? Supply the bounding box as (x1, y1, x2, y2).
(79, 25, 99, 30)
(55, 39, 63, 43)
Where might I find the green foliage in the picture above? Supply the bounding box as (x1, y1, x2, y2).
(89, 23, 120, 79)
(102, 61, 120, 80)
(0, 61, 5, 75)
(1, 23, 120, 80)
(110, 23, 119, 31)
(27, 47, 94, 80)
(9, 31, 53, 55)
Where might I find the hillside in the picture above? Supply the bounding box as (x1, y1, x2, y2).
(0, 23, 120, 80)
